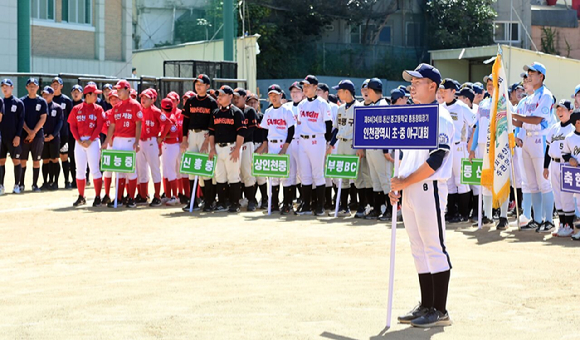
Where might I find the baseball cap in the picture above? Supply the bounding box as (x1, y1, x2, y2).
(183, 91, 195, 99)
(83, 83, 102, 94)
(457, 87, 475, 103)
(572, 84, 580, 98)
(328, 94, 338, 104)
(139, 89, 153, 98)
(332, 80, 355, 93)
(52, 77, 63, 85)
(26, 78, 39, 86)
(160, 98, 173, 111)
(71, 84, 83, 92)
(195, 74, 211, 85)
(289, 81, 302, 91)
(396, 85, 410, 96)
(167, 91, 180, 101)
(1, 78, 13, 86)
(148, 88, 158, 99)
(300, 75, 319, 86)
(114, 79, 131, 90)
(246, 93, 259, 102)
(130, 89, 137, 98)
(556, 99, 573, 111)
(217, 85, 234, 95)
(510, 82, 524, 93)
(483, 74, 493, 83)
(267, 84, 283, 95)
(524, 62, 546, 76)
(108, 90, 119, 98)
(472, 82, 484, 94)
(403, 63, 442, 86)
(42, 86, 54, 95)
(367, 78, 383, 92)
(361, 79, 370, 89)
(439, 78, 459, 91)
(318, 83, 330, 92)
(390, 88, 407, 102)
(281, 90, 287, 100)
(103, 83, 113, 90)
(569, 110, 580, 124)
(233, 88, 247, 97)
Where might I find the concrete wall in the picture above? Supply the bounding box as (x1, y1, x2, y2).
(0, 0, 18, 72)
(531, 24, 580, 60)
(31, 25, 96, 59)
(105, 0, 124, 61)
(493, 0, 532, 49)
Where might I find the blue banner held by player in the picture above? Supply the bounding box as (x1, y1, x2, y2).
(561, 165, 580, 194)
(352, 104, 440, 149)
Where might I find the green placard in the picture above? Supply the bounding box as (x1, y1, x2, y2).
(461, 158, 483, 185)
(100, 150, 136, 173)
(180, 152, 216, 177)
(324, 154, 360, 179)
(252, 153, 290, 178)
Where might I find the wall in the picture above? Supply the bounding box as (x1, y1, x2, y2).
(0, 0, 18, 72)
(105, 0, 124, 61)
(31, 25, 96, 59)
(531, 24, 580, 60)
(493, 0, 532, 49)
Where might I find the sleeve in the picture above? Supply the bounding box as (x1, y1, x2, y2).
(53, 106, 64, 137)
(235, 109, 247, 136)
(133, 102, 143, 122)
(182, 99, 191, 137)
(464, 106, 476, 128)
(529, 93, 553, 120)
(322, 101, 332, 122)
(67, 107, 80, 141)
(544, 144, 551, 169)
(562, 138, 572, 162)
(261, 111, 270, 129)
(430, 118, 451, 154)
(90, 107, 105, 141)
(245, 107, 257, 138)
(329, 128, 339, 146)
(426, 149, 446, 171)
(41, 98, 49, 117)
(15, 101, 25, 136)
(208, 112, 215, 136)
(471, 123, 480, 152)
(285, 126, 295, 144)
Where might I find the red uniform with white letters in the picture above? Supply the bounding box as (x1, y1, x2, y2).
(137, 105, 169, 199)
(161, 111, 182, 199)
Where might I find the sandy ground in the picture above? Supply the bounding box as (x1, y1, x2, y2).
(0, 168, 579, 340)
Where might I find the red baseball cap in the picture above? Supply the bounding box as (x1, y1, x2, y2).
(83, 84, 102, 94)
(108, 90, 119, 98)
(140, 89, 153, 98)
(167, 91, 180, 101)
(148, 88, 158, 99)
(183, 91, 195, 99)
(161, 98, 173, 111)
(114, 80, 131, 90)
(130, 89, 137, 98)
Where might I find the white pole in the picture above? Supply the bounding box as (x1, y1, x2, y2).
(114, 174, 119, 209)
(386, 149, 400, 328)
(189, 175, 198, 213)
(334, 180, 342, 217)
(478, 190, 482, 230)
(267, 177, 272, 216)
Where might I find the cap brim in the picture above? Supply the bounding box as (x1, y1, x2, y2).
(94, 89, 103, 94)
(402, 70, 423, 82)
(194, 79, 208, 84)
(268, 90, 282, 95)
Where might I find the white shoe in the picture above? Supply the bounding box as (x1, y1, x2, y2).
(518, 215, 531, 227)
(556, 226, 573, 237)
(571, 230, 580, 241)
(166, 197, 179, 206)
(13, 185, 21, 194)
(0, 184, 4, 195)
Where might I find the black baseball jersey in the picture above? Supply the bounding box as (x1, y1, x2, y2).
(182, 95, 218, 134)
(208, 105, 246, 143)
(43, 101, 64, 137)
(242, 105, 258, 143)
(100, 99, 113, 112)
(0, 96, 25, 140)
(53, 93, 73, 138)
(253, 111, 267, 143)
(20, 95, 48, 138)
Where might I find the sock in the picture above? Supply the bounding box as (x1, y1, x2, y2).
(128, 179, 137, 199)
(557, 210, 564, 227)
(357, 188, 367, 210)
(483, 195, 492, 220)
(216, 183, 227, 205)
(325, 186, 332, 206)
(183, 178, 191, 198)
(14, 164, 21, 186)
(373, 191, 382, 213)
(163, 178, 169, 196)
(340, 188, 349, 210)
(54, 161, 61, 185)
(49, 162, 56, 183)
(349, 183, 357, 206)
(154, 182, 161, 199)
(0, 165, 5, 185)
(566, 213, 575, 228)
(433, 270, 451, 313)
(365, 188, 374, 208)
(76, 178, 86, 197)
(301, 185, 312, 210)
(522, 192, 532, 219)
(230, 182, 242, 208)
(531, 192, 543, 223)
(516, 188, 523, 210)
(137, 182, 144, 198)
(32, 167, 40, 187)
(117, 178, 126, 202)
(447, 193, 458, 217)
(94, 177, 102, 197)
(471, 194, 479, 218)
(258, 183, 268, 203)
(62, 160, 70, 183)
(271, 185, 280, 208)
(418, 273, 434, 308)
(189, 180, 195, 200)
(42, 163, 49, 183)
(458, 192, 471, 218)
(170, 179, 178, 198)
(542, 191, 554, 223)
(104, 177, 112, 196)
(500, 199, 508, 218)
(20, 166, 27, 186)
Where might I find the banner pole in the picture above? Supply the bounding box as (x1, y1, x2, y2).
(268, 177, 272, 216)
(334, 180, 342, 217)
(478, 190, 482, 230)
(386, 149, 400, 328)
(114, 174, 119, 209)
(189, 175, 198, 213)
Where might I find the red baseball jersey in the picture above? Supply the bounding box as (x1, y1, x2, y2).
(112, 98, 143, 138)
(163, 111, 183, 144)
(141, 105, 170, 140)
(68, 102, 105, 141)
(102, 109, 114, 135)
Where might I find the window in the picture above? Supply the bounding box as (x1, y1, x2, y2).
(31, 0, 55, 21)
(493, 21, 520, 43)
(406, 22, 422, 46)
(378, 26, 392, 44)
(63, 0, 93, 25)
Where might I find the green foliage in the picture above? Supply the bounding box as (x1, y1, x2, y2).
(540, 26, 559, 55)
(174, 0, 226, 44)
(425, 0, 496, 50)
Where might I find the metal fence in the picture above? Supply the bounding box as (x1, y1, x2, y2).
(163, 60, 238, 88)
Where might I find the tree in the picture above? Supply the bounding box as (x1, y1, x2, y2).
(425, 0, 496, 50)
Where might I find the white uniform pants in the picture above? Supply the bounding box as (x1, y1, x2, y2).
(290, 139, 301, 184)
(268, 140, 296, 187)
(74, 139, 102, 180)
(448, 142, 470, 194)
(137, 137, 161, 184)
(298, 135, 326, 186)
(215, 143, 241, 184)
(240, 141, 256, 187)
(187, 129, 210, 182)
(162, 143, 180, 181)
(366, 149, 392, 193)
(112, 137, 137, 180)
(336, 138, 366, 189)
(325, 140, 340, 188)
(550, 161, 575, 213)
(522, 134, 551, 193)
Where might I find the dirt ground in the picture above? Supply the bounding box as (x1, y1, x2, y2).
(0, 169, 579, 340)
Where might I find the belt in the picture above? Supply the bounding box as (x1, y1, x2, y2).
(190, 128, 207, 133)
(140, 137, 155, 142)
(217, 142, 234, 147)
(525, 131, 542, 137)
(339, 138, 351, 142)
(454, 141, 461, 145)
(552, 157, 561, 163)
(300, 134, 318, 139)
(269, 139, 283, 143)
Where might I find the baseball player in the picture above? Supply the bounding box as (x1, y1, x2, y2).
(40, 86, 64, 190)
(102, 80, 143, 208)
(294, 75, 333, 216)
(68, 83, 105, 206)
(207, 85, 247, 213)
(326, 80, 364, 216)
(573, 85, 580, 109)
(100, 84, 114, 112)
(166, 91, 189, 202)
(181, 74, 219, 212)
(283, 81, 304, 209)
(158, 98, 182, 206)
(233, 88, 259, 211)
(508, 83, 525, 215)
(318, 83, 340, 209)
(51, 77, 73, 189)
(249, 92, 269, 208)
(544, 100, 574, 236)
(439, 78, 476, 223)
(19, 78, 48, 192)
(561, 110, 580, 240)
(391, 63, 454, 328)
(512, 62, 555, 232)
(69, 84, 84, 188)
(257, 84, 296, 214)
(355, 79, 376, 217)
(0, 79, 24, 195)
(391, 87, 409, 106)
(100, 90, 120, 205)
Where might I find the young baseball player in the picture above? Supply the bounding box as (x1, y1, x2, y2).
(51, 77, 73, 189)
(508, 83, 525, 215)
(207, 85, 247, 213)
(295, 75, 333, 216)
(19, 78, 48, 192)
(69, 84, 84, 189)
(391, 63, 454, 328)
(355, 79, 375, 218)
(0, 79, 24, 195)
(40, 86, 64, 190)
(233, 88, 259, 211)
(166, 91, 189, 202)
(439, 78, 476, 223)
(158, 98, 182, 206)
(102, 80, 143, 208)
(560, 110, 580, 240)
(252, 94, 269, 209)
(257, 84, 296, 214)
(544, 100, 575, 236)
(283, 81, 304, 209)
(512, 62, 555, 232)
(68, 83, 105, 206)
(317, 83, 340, 209)
(573, 85, 580, 109)
(100, 90, 119, 205)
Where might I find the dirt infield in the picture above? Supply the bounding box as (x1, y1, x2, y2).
(0, 172, 579, 339)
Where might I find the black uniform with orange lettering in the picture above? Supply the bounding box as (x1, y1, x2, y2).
(208, 105, 246, 143)
(243, 106, 258, 143)
(182, 94, 218, 134)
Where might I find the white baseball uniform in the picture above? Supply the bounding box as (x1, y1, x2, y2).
(365, 98, 393, 194)
(262, 104, 296, 187)
(443, 100, 475, 195)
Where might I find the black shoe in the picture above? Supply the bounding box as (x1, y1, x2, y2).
(410, 307, 452, 328)
(40, 183, 50, 191)
(247, 200, 257, 212)
(472, 217, 495, 228)
(32, 184, 41, 192)
(354, 207, 366, 218)
(497, 217, 509, 230)
(101, 194, 111, 205)
(315, 208, 325, 216)
(92, 196, 102, 207)
(521, 220, 540, 231)
(280, 204, 291, 215)
(203, 203, 213, 212)
(379, 211, 392, 221)
(228, 205, 240, 213)
(295, 206, 312, 215)
(214, 204, 228, 212)
(135, 194, 148, 205)
(71, 182, 77, 189)
(65, 182, 72, 189)
(49, 182, 58, 190)
(126, 198, 137, 208)
(271, 203, 280, 212)
(107, 199, 123, 208)
(179, 194, 189, 204)
(398, 304, 430, 324)
(149, 197, 162, 207)
(536, 221, 555, 233)
(73, 195, 86, 207)
(365, 210, 380, 220)
(449, 215, 462, 223)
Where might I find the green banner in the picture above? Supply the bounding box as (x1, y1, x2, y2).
(252, 153, 290, 178)
(100, 150, 136, 173)
(180, 152, 216, 177)
(324, 154, 360, 179)
(461, 158, 483, 185)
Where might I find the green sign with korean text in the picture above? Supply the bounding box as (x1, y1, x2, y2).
(180, 152, 216, 177)
(252, 154, 290, 178)
(100, 150, 136, 173)
(324, 154, 360, 179)
(461, 158, 483, 185)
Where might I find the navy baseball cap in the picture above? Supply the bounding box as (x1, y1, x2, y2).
(556, 99, 573, 111)
(403, 63, 442, 86)
(472, 82, 484, 94)
(361, 79, 370, 89)
(569, 110, 580, 124)
(328, 93, 338, 104)
(52, 77, 63, 85)
(1, 78, 13, 86)
(300, 75, 319, 86)
(332, 80, 355, 93)
(457, 87, 475, 103)
(289, 81, 302, 91)
(267, 84, 282, 95)
(573, 84, 580, 98)
(367, 78, 383, 92)
(71, 84, 83, 92)
(217, 85, 234, 95)
(42, 86, 54, 95)
(318, 83, 330, 92)
(390, 88, 407, 102)
(510, 83, 524, 93)
(233, 88, 247, 97)
(26, 78, 39, 86)
(524, 62, 546, 76)
(195, 74, 211, 85)
(396, 85, 410, 96)
(103, 83, 113, 90)
(439, 78, 459, 91)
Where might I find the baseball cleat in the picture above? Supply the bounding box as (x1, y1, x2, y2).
(135, 194, 148, 205)
(280, 204, 292, 215)
(32, 184, 41, 192)
(520, 220, 540, 231)
(398, 304, 430, 324)
(554, 225, 573, 237)
(315, 208, 325, 216)
(536, 221, 555, 233)
(126, 198, 137, 208)
(247, 200, 257, 212)
(295, 207, 313, 215)
(228, 205, 240, 213)
(64, 182, 72, 189)
(354, 207, 366, 218)
(213, 205, 228, 212)
(571, 230, 580, 241)
(73, 195, 86, 207)
(92, 196, 102, 207)
(107, 199, 123, 208)
(410, 308, 452, 328)
(496, 217, 509, 230)
(0, 184, 4, 196)
(12, 184, 21, 194)
(165, 197, 179, 206)
(518, 215, 531, 227)
(149, 197, 162, 207)
(101, 194, 111, 205)
(365, 210, 380, 220)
